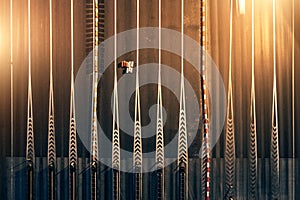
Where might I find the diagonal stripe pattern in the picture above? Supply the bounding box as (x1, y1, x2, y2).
(248, 107, 257, 199)
(47, 113, 56, 165)
(26, 110, 35, 162)
(47, 0, 56, 167)
(69, 0, 78, 171)
(134, 120, 142, 170)
(178, 0, 188, 199)
(156, 0, 164, 172)
(112, 0, 120, 199)
(26, 0, 35, 164)
(270, 0, 279, 199)
(178, 106, 188, 167)
(248, 0, 257, 198)
(156, 0, 164, 197)
(225, 1, 236, 199)
(133, 0, 142, 198)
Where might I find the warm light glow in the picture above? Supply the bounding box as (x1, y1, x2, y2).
(0, 27, 4, 53)
(237, 0, 246, 15)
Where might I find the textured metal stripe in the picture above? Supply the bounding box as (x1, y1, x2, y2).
(47, 0, 56, 167)
(224, 1, 236, 199)
(200, 0, 210, 199)
(133, 0, 142, 198)
(248, 0, 257, 199)
(112, 0, 120, 199)
(178, 0, 188, 199)
(26, 0, 35, 163)
(270, 0, 279, 199)
(91, 0, 99, 163)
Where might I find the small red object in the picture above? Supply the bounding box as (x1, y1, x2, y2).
(120, 61, 134, 74)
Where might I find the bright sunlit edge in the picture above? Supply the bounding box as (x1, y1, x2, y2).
(238, 0, 246, 15)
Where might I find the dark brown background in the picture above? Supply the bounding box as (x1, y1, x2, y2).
(0, 0, 300, 199)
